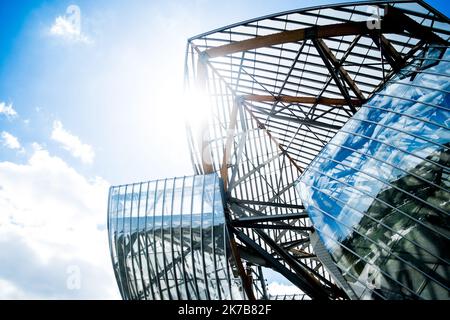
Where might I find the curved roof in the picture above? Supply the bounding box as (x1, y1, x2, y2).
(186, 0, 449, 171)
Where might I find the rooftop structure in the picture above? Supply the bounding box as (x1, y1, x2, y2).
(108, 0, 449, 300)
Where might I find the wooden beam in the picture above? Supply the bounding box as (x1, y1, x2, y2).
(191, 43, 305, 175)
(242, 94, 359, 105)
(315, 38, 365, 101)
(384, 5, 448, 46)
(372, 38, 425, 93)
(203, 6, 447, 60)
(371, 33, 405, 72)
(204, 20, 397, 59)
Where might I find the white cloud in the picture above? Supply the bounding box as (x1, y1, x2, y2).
(0, 101, 17, 118)
(0, 278, 28, 299)
(267, 282, 305, 298)
(0, 147, 118, 299)
(1, 131, 22, 151)
(51, 120, 95, 164)
(50, 16, 92, 44)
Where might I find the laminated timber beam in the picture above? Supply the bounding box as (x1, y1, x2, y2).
(242, 94, 360, 106)
(203, 5, 447, 59)
(204, 20, 392, 59)
(312, 38, 358, 113)
(384, 5, 448, 46)
(371, 34, 405, 73)
(314, 38, 366, 102)
(371, 5, 449, 72)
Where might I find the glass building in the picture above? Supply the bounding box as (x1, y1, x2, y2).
(108, 0, 449, 300)
(296, 43, 450, 299)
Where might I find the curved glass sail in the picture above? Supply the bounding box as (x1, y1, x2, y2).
(297, 45, 450, 300)
(107, 174, 245, 300)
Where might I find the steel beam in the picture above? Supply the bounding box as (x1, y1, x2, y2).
(315, 38, 365, 102)
(230, 203, 311, 239)
(371, 38, 425, 93)
(232, 227, 330, 300)
(253, 105, 342, 130)
(229, 197, 304, 210)
(308, 34, 362, 120)
(371, 34, 404, 72)
(254, 229, 349, 299)
(282, 238, 310, 250)
(384, 5, 448, 46)
(268, 41, 307, 116)
(312, 38, 357, 113)
(192, 43, 305, 175)
(232, 222, 314, 231)
(196, 56, 215, 174)
(232, 212, 309, 223)
(242, 94, 359, 105)
(220, 98, 240, 191)
(241, 103, 304, 173)
(251, 228, 333, 299)
(229, 150, 283, 191)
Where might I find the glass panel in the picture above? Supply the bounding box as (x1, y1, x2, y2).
(297, 45, 450, 300)
(107, 173, 244, 300)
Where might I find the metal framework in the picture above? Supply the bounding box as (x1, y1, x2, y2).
(184, 0, 449, 300)
(107, 0, 449, 300)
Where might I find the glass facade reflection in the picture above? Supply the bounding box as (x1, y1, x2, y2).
(297, 44, 450, 300)
(107, 174, 244, 300)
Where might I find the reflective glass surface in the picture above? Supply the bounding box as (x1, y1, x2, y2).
(107, 174, 244, 300)
(297, 45, 450, 300)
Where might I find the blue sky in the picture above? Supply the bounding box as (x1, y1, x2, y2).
(0, 0, 449, 299)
